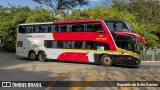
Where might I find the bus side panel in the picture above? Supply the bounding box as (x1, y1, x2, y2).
(57, 52, 89, 62)
(16, 33, 29, 57)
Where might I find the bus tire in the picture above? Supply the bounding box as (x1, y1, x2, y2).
(28, 51, 37, 61)
(100, 54, 112, 66)
(38, 51, 46, 62)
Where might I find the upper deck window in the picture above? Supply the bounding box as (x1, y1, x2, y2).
(71, 23, 85, 32)
(105, 21, 128, 32)
(29, 26, 37, 33)
(86, 23, 104, 33)
(46, 25, 55, 33)
(19, 26, 26, 33)
(38, 25, 46, 33)
(60, 25, 70, 32)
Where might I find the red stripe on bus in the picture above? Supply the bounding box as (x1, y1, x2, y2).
(57, 52, 89, 62)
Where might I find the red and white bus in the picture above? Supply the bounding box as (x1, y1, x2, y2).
(16, 19, 146, 66)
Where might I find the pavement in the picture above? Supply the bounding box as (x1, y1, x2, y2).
(0, 52, 160, 90)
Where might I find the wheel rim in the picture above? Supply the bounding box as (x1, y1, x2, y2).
(39, 54, 45, 60)
(30, 53, 35, 60)
(103, 57, 110, 64)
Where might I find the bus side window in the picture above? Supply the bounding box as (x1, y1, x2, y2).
(17, 41, 23, 47)
(30, 26, 36, 33)
(19, 26, 26, 33)
(71, 23, 85, 32)
(106, 21, 128, 32)
(73, 41, 82, 49)
(44, 40, 58, 48)
(26, 26, 31, 33)
(60, 25, 67, 32)
(106, 22, 114, 31)
(95, 42, 110, 50)
(46, 25, 55, 33)
(95, 23, 104, 33)
(38, 25, 45, 33)
(52, 41, 57, 48)
(57, 41, 63, 48)
(46, 25, 51, 33)
(85, 41, 94, 50)
(71, 24, 76, 32)
(54, 25, 59, 32)
(87, 23, 104, 33)
(63, 41, 72, 48)
(44, 40, 52, 48)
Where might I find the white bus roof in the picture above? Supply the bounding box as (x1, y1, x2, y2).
(19, 22, 53, 26)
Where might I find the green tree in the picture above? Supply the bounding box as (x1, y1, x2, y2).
(0, 5, 31, 51)
(26, 7, 54, 23)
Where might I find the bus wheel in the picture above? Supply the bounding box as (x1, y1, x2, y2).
(38, 51, 46, 62)
(100, 54, 112, 66)
(29, 51, 37, 61)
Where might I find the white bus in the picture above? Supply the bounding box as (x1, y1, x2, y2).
(16, 19, 146, 66)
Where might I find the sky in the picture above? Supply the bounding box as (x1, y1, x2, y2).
(0, 0, 105, 9)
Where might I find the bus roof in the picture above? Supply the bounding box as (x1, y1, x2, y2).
(18, 19, 128, 25)
(104, 19, 129, 22)
(53, 19, 103, 24)
(19, 22, 53, 26)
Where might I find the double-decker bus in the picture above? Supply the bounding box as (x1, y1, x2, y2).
(16, 19, 146, 66)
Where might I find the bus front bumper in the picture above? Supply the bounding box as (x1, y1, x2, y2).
(112, 55, 141, 66)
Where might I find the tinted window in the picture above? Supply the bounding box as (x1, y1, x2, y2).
(85, 41, 95, 50)
(115, 36, 134, 51)
(44, 40, 58, 48)
(86, 23, 104, 33)
(30, 26, 36, 33)
(117, 40, 132, 50)
(46, 25, 55, 33)
(38, 25, 46, 33)
(17, 41, 23, 47)
(44, 40, 110, 51)
(57, 41, 63, 48)
(63, 41, 72, 48)
(19, 26, 26, 33)
(71, 23, 85, 32)
(54, 25, 60, 32)
(73, 41, 85, 49)
(60, 25, 67, 32)
(126, 21, 134, 32)
(25, 26, 30, 33)
(105, 21, 128, 32)
(44, 40, 52, 48)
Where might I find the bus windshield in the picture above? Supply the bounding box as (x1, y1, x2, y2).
(105, 20, 135, 32)
(105, 21, 129, 32)
(126, 21, 134, 32)
(114, 35, 140, 54)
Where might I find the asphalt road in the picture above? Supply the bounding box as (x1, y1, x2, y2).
(0, 52, 160, 90)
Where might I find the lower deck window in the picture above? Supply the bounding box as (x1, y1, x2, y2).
(44, 40, 110, 50)
(17, 41, 23, 47)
